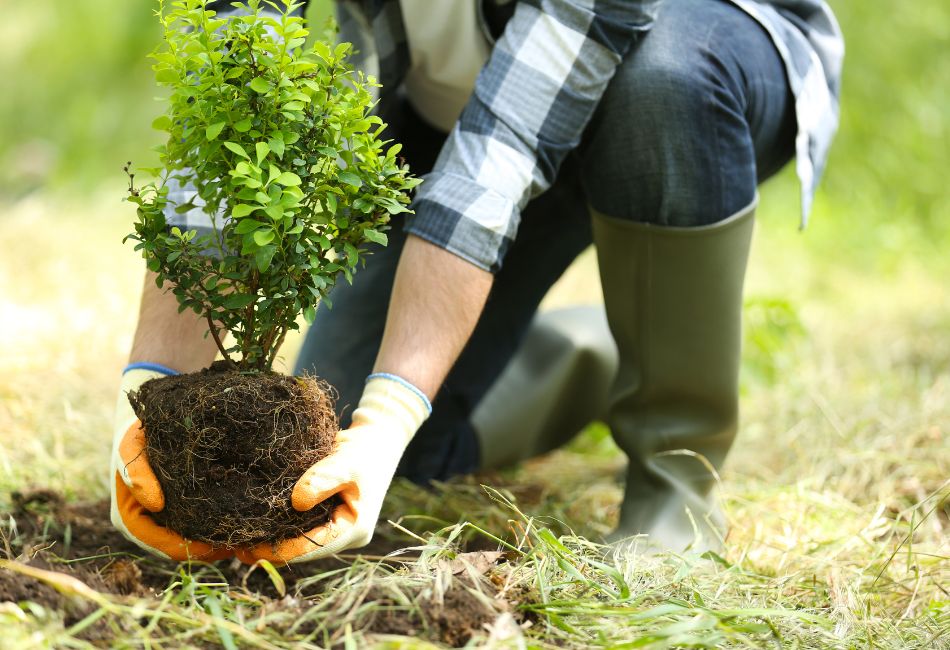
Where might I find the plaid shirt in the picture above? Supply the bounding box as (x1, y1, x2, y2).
(198, 0, 843, 273)
(338, 0, 843, 272)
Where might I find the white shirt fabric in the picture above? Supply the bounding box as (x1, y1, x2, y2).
(399, 0, 491, 133)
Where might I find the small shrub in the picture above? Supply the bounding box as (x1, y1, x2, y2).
(125, 0, 418, 370)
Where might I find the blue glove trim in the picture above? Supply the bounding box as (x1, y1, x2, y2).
(366, 372, 433, 414)
(122, 362, 180, 376)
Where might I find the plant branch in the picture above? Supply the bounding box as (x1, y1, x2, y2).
(267, 325, 289, 371)
(206, 313, 237, 369)
(242, 271, 259, 359)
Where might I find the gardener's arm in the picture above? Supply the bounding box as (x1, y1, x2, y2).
(373, 236, 492, 398)
(129, 271, 219, 372)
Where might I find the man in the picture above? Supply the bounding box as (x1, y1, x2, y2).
(112, 0, 843, 561)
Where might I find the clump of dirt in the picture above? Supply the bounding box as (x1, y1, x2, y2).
(366, 572, 514, 646)
(1, 491, 133, 629)
(128, 362, 341, 547)
(6, 489, 164, 593)
(0, 560, 97, 622)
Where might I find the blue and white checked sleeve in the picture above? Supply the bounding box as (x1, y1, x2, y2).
(405, 0, 661, 273)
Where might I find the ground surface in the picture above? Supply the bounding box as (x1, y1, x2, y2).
(0, 187, 947, 648)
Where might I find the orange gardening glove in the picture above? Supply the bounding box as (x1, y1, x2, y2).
(110, 366, 233, 561)
(236, 374, 431, 565)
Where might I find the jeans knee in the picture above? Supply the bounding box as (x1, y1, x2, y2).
(614, 47, 713, 131)
(579, 1, 758, 226)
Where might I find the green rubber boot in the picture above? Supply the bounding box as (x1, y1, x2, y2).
(592, 201, 756, 553)
(473, 306, 618, 470)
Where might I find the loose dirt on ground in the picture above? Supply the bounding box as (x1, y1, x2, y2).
(0, 487, 518, 647)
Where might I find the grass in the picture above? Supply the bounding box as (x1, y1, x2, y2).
(2, 0, 949, 646)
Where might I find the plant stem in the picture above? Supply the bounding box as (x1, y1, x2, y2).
(206, 313, 238, 369)
(267, 326, 289, 371)
(242, 271, 259, 359)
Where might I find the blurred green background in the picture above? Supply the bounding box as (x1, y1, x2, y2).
(0, 0, 947, 271)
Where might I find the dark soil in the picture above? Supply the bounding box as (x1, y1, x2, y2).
(128, 362, 341, 547)
(2, 489, 526, 647)
(0, 558, 98, 623)
(366, 580, 511, 647)
(0, 489, 345, 642)
(0, 489, 372, 599)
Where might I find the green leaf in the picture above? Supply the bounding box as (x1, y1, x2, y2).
(224, 142, 250, 159)
(268, 136, 285, 158)
(267, 164, 281, 186)
(249, 77, 272, 93)
(256, 141, 270, 165)
(338, 171, 362, 188)
(233, 219, 265, 234)
(255, 245, 277, 272)
(317, 196, 333, 218)
(231, 204, 257, 218)
(234, 118, 253, 133)
(375, 196, 412, 215)
(223, 294, 256, 309)
(152, 115, 172, 131)
(155, 68, 178, 84)
(253, 229, 275, 246)
(344, 242, 358, 267)
(264, 205, 285, 220)
(275, 172, 301, 186)
(303, 305, 317, 324)
(206, 121, 226, 141)
(363, 229, 388, 246)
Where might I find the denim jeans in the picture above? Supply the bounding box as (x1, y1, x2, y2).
(295, 0, 796, 483)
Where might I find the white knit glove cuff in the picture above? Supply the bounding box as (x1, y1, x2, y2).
(351, 373, 432, 445)
(112, 364, 177, 481)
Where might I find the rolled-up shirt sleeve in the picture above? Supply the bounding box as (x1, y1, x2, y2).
(405, 0, 661, 273)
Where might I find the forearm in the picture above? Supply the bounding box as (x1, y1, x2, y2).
(373, 235, 493, 399)
(128, 271, 219, 373)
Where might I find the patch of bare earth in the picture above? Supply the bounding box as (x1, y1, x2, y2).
(1, 488, 523, 646)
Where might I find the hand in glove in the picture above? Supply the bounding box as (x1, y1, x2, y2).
(111, 364, 233, 561)
(235, 374, 431, 564)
